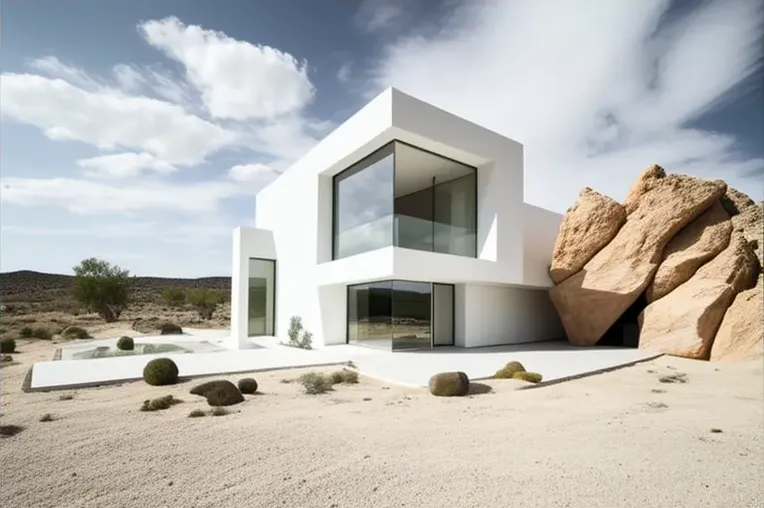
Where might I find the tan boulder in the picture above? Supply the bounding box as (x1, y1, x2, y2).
(622, 164, 665, 215)
(731, 202, 763, 268)
(638, 232, 759, 359)
(720, 186, 755, 216)
(551, 173, 726, 346)
(549, 188, 626, 284)
(710, 276, 763, 362)
(646, 201, 731, 302)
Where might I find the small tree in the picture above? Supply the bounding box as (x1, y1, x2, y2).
(284, 316, 313, 350)
(161, 287, 187, 308)
(186, 288, 225, 320)
(72, 258, 132, 323)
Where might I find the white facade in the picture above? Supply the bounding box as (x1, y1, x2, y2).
(230, 88, 564, 349)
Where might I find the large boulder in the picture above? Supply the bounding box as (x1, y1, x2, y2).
(549, 188, 626, 284)
(638, 232, 759, 359)
(646, 201, 731, 302)
(622, 164, 664, 215)
(428, 371, 469, 397)
(550, 167, 726, 346)
(731, 202, 763, 269)
(710, 276, 763, 362)
(720, 186, 755, 216)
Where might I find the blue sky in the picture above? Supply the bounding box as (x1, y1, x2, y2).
(1, 0, 762, 277)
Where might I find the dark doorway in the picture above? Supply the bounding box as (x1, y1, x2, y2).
(597, 291, 647, 347)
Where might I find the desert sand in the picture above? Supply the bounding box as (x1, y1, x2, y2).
(1, 339, 762, 508)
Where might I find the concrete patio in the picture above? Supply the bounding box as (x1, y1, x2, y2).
(28, 330, 661, 390)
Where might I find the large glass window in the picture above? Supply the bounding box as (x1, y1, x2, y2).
(333, 144, 394, 259)
(347, 280, 453, 350)
(332, 141, 477, 260)
(248, 258, 275, 336)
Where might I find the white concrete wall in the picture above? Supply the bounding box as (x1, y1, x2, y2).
(522, 203, 563, 288)
(462, 283, 564, 348)
(232, 87, 564, 348)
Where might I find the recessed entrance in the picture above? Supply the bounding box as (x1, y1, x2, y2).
(346, 280, 455, 350)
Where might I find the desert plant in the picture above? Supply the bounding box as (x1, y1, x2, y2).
(210, 406, 229, 416)
(494, 361, 526, 379)
(329, 368, 358, 385)
(205, 383, 244, 407)
(428, 371, 470, 397)
(186, 288, 226, 320)
(116, 336, 134, 351)
(19, 326, 33, 338)
(0, 424, 24, 437)
(298, 372, 332, 395)
(159, 322, 183, 335)
(39, 413, 54, 422)
(59, 394, 74, 401)
(61, 326, 90, 340)
(659, 373, 688, 384)
(72, 258, 132, 323)
(284, 316, 313, 350)
(161, 287, 187, 308)
(140, 394, 182, 412)
(188, 409, 207, 418)
(512, 371, 543, 383)
(237, 377, 258, 394)
(0, 338, 16, 354)
(142, 358, 179, 386)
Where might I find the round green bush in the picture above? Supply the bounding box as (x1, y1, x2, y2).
(142, 358, 179, 386)
(512, 371, 543, 384)
(494, 360, 526, 379)
(62, 326, 90, 340)
(0, 338, 16, 354)
(19, 327, 33, 339)
(116, 336, 134, 351)
(428, 371, 470, 397)
(237, 377, 258, 394)
(205, 383, 244, 407)
(159, 322, 183, 335)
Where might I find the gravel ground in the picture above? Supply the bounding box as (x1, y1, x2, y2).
(1, 339, 762, 508)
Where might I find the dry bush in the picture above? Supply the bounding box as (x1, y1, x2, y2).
(188, 409, 207, 418)
(140, 395, 182, 412)
(299, 372, 332, 394)
(329, 368, 359, 385)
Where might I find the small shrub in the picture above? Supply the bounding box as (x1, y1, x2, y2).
(142, 358, 179, 386)
(62, 326, 90, 340)
(659, 373, 688, 384)
(1, 338, 16, 354)
(512, 371, 543, 383)
(30, 327, 52, 340)
(59, 394, 74, 401)
(116, 336, 134, 351)
(186, 288, 226, 320)
(284, 316, 313, 350)
(299, 372, 332, 395)
(237, 377, 258, 394)
(39, 413, 54, 422)
(494, 361, 526, 379)
(0, 424, 25, 437)
(188, 409, 207, 418)
(428, 371, 470, 397)
(19, 326, 33, 338)
(140, 395, 182, 412)
(205, 383, 244, 407)
(210, 406, 229, 416)
(161, 287, 187, 308)
(329, 368, 358, 385)
(159, 322, 183, 335)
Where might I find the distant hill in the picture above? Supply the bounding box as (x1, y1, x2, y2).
(0, 270, 230, 307)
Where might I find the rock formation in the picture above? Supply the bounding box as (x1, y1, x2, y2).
(549, 188, 626, 284)
(549, 165, 763, 361)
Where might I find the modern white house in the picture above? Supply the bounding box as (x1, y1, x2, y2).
(230, 88, 565, 351)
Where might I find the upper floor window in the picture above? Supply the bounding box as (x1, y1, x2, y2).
(332, 141, 477, 260)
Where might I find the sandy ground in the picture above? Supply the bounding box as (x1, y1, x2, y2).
(1, 339, 762, 508)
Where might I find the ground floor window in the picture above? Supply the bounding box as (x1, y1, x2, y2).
(248, 258, 275, 336)
(347, 280, 454, 350)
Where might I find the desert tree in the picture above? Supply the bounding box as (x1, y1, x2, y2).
(186, 288, 226, 320)
(161, 286, 187, 308)
(72, 258, 132, 322)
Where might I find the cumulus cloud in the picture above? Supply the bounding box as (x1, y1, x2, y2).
(139, 16, 315, 121)
(77, 152, 178, 178)
(367, 0, 764, 210)
(227, 163, 281, 184)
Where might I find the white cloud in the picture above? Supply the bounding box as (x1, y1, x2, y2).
(138, 16, 315, 121)
(354, 0, 403, 33)
(77, 152, 178, 178)
(1, 73, 239, 166)
(0, 177, 244, 214)
(28, 56, 101, 91)
(337, 62, 352, 83)
(112, 64, 146, 91)
(367, 0, 764, 210)
(227, 163, 281, 185)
